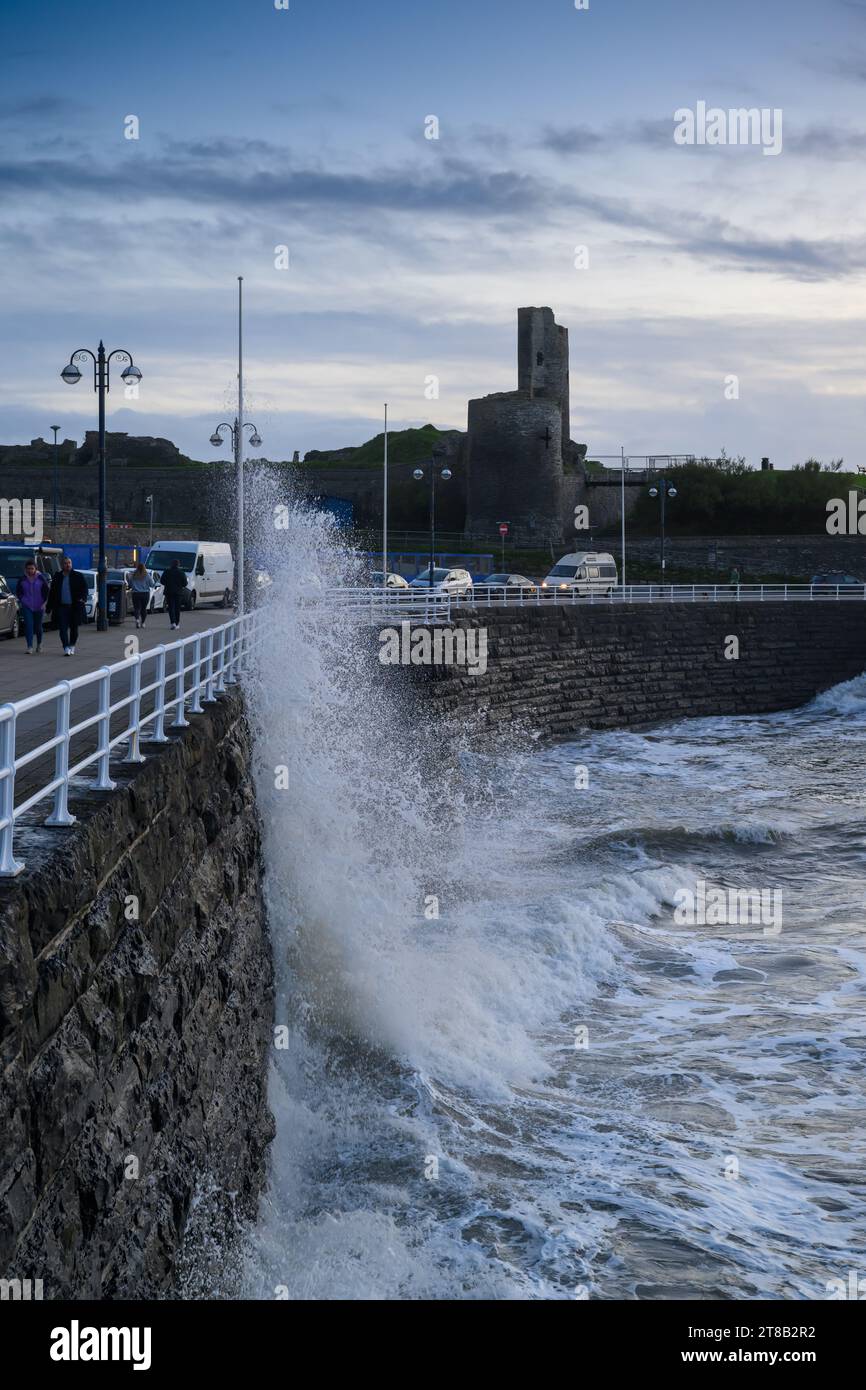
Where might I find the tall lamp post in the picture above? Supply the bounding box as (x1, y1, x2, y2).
(60, 343, 142, 630)
(210, 419, 262, 611)
(413, 454, 452, 589)
(145, 493, 154, 549)
(50, 425, 61, 531)
(648, 477, 677, 580)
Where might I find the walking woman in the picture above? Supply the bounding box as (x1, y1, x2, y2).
(129, 562, 154, 629)
(15, 559, 50, 653)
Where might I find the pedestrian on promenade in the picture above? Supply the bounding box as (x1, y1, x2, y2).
(729, 566, 741, 590)
(129, 562, 153, 629)
(46, 556, 88, 655)
(161, 559, 188, 630)
(15, 560, 50, 654)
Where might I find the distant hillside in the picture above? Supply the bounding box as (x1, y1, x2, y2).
(303, 424, 462, 468)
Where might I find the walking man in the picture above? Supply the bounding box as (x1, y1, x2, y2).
(160, 559, 188, 630)
(15, 560, 50, 654)
(46, 556, 88, 655)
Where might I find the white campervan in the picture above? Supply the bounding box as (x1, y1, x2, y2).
(145, 541, 235, 610)
(542, 551, 618, 595)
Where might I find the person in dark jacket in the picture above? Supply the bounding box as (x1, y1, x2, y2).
(46, 556, 88, 655)
(16, 560, 51, 654)
(160, 559, 188, 629)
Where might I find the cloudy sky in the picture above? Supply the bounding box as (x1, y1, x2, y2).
(1, 0, 864, 466)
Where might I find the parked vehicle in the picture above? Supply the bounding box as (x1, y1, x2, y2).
(0, 544, 64, 586)
(809, 571, 864, 588)
(145, 541, 234, 609)
(371, 570, 410, 589)
(0, 574, 20, 639)
(0, 545, 64, 628)
(78, 570, 99, 623)
(478, 572, 538, 598)
(542, 551, 618, 595)
(408, 566, 473, 597)
(123, 567, 165, 612)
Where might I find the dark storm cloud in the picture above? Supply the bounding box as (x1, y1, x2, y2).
(1, 135, 863, 283)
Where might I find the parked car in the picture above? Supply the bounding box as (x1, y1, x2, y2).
(148, 570, 165, 611)
(408, 567, 474, 597)
(477, 572, 538, 599)
(0, 544, 64, 628)
(371, 570, 410, 589)
(542, 551, 618, 595)
(145, 541, 234, 609)
(123, 567, 165, 612)
(0, 574, 20, 639)
(809, 571, 864, 588)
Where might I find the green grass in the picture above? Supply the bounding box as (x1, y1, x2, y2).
(303, 424, 453, 469)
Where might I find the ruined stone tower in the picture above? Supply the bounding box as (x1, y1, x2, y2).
(517, 306, 570, 456)
(465, 307, 571, 544)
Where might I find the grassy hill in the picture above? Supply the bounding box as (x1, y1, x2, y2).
(303, 424, 458, 468)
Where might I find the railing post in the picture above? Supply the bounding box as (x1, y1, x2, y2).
(148, 646, 170, 743)
(123, 657, 147, 763)
(224, 620, 238, 684)
(45, 682, 77, 825)
(204, 632, 218, 703)
(189, 636, 204, 713)
(0, 706, 23, 876)
(215, 627, 227, 694)
(93, 667, 117, 791)
(172, 642, 190, 727)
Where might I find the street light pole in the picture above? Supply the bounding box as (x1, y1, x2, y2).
(382, 402, 388, 589)
(61, 343, 141, 630)
(237, 276, 245, 616)
(145, 493, 154, 548)
(648, 476, 677, 581)
(413, 455, 452, 589)
(50, 425, 60, 531)
(210, 416, 262, 607)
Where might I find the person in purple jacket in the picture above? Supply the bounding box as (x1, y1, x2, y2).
(15, 560, 50, 654)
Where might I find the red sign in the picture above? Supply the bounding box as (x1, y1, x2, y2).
(499, 523, 509, 536)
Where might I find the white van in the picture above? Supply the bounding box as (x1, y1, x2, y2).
(542, 551, 618, 595)
(145, 541, 234, 610)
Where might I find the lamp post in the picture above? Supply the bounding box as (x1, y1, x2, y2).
(50, 425, 60, 531)
(210, 418, 262, 610)
(413, 454, 452, 589)
(145, 493, 154, 549)
(61, 342, 142, 630)
(648, 477, 678, 580)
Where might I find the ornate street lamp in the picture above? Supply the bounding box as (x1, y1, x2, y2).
(648, 477, 678, 579)
(210, 418, 262, 611)
(50, 425, 61, 530)
(413, 454, 453, 589)
(60, 342, 142, 630)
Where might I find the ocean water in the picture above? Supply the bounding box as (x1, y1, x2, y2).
(237, 499, 866, 1301)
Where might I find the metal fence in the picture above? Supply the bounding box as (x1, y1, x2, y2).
(0, 612, 264, 877)
(459, 583, 866, 606)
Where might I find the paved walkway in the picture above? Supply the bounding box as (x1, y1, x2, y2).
(1, 608, 228, 706)
(1, 608, 238, 815)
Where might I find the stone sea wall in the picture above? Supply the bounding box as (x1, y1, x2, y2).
(0, 689, 273, 1299)
(395, 602, 866, 738)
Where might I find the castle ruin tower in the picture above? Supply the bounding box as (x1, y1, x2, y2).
(464, 307, 571, 544)
(517, 306, 570, 455)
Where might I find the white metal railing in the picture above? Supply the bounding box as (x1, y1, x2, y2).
(457, 583, 866, 606)
(0, 612, 264, 877)
(299, 586, 453, 620)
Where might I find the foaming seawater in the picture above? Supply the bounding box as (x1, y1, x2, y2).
(232, 491, 866, 1300)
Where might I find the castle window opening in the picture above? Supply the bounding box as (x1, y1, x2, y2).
(536, 352, 544, 366)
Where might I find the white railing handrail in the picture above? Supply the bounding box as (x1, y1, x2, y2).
(450, 582, 866, 605)
(0, 611, 265, 877)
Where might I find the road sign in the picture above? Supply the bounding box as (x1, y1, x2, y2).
(499, 523, 509, 536)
